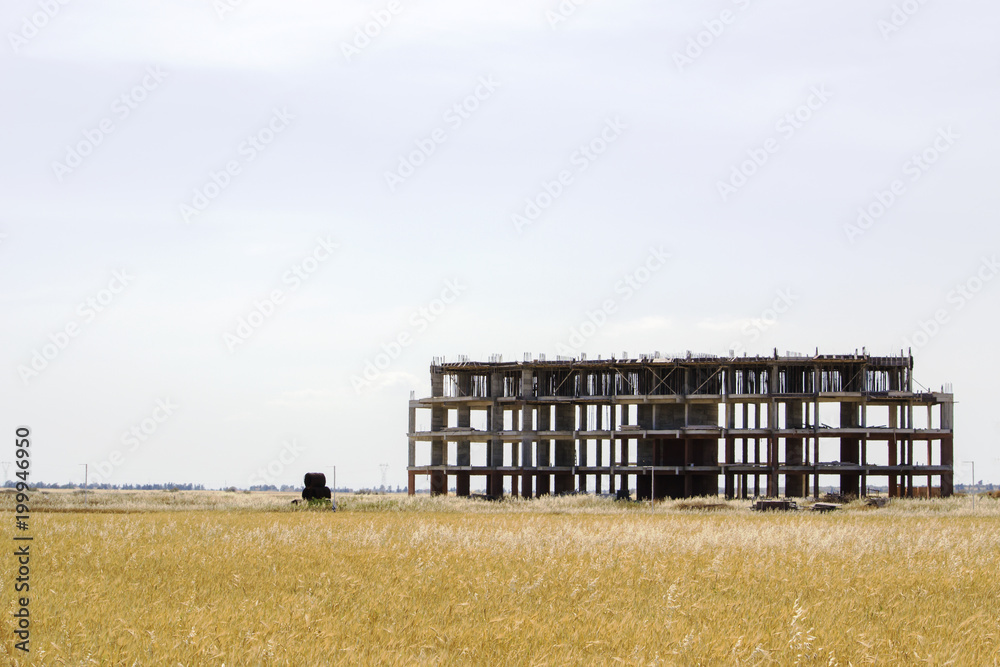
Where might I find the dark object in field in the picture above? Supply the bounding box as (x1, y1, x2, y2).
(865, 497, 889, 508)
(676, 501, 728, 511)
(753, 499, 798, 511)
(303, 472, 326, 488)
(811, 502, 839, 512)
(301, 485, 332, 501)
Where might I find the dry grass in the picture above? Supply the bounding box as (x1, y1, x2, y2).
(6, 488, 300, 513)
(2, 492, 999, 665)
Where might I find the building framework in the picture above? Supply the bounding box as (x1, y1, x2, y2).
(407, 353, 954, 499)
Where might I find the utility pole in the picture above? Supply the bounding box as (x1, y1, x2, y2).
(324, 465, 338, 510)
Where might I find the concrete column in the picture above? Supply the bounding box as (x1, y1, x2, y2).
(767, 399, 778, 498)
(939, 395, 954, 496)
(457, 403, 471, 497)
(554, 404, 575, 494)
(407, 403, 416, 495)
(683, 438, 692, 497)
(430, 440, 447, 496)
(609, 402, 619, 497)
(536, 404, 551, 496)
(519, 369, 535, 499)
(906, 403, 914, 497)
(724, 400, 735, 499)
(812, 382, 820, 499)
(487, 390, 504, 497)
(487, 452, 503, 497)
(940, 397, 954, 429)
(618, 404, 630, 498)
(595, 404, 604, 495)
(785, 400, 805, 497)
(860, 399, 868, 497)
(741, 402, 749, 499)
(888, 405, 898, 497)
(812, 434, 820, 500)
(431, 404, 445, 431)
(907, 434, 914, 498)
(754, 403, 761, 497)
(636, 404, 653, 499)
(926, 430, 933, 496)
(520, 411, 533, 499)
(839, 402, 861, 497)
(941, 434, 954, 496)
(577, 405, 588, 493)
(429, 402, 447, 496)
(430, 440, 445, 465)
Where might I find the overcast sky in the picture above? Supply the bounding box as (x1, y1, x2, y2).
(2, 0, 998, 489)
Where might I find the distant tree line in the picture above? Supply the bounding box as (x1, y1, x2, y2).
(2, 481, 205, 491)
(3, 481, 410, 493)
(244, 484, 406, 493)
(247, 485, 357, 493)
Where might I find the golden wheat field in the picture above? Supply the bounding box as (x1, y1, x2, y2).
(3, 491, 1000, 665)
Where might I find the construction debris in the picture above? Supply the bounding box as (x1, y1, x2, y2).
(811, 502, 839, 512)
(753, 500, 798, 511)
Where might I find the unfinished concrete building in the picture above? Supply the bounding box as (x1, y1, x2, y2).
(407, 352, 954, 499)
